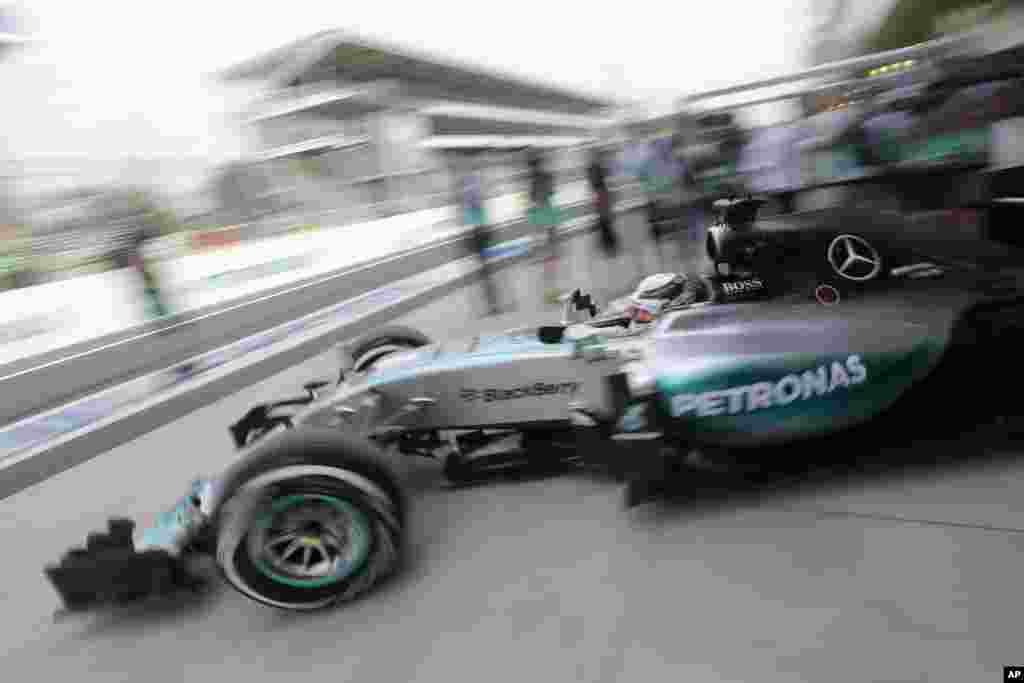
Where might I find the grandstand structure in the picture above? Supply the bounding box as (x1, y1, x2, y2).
(1, 4, 35, 227)
(218, 30, 621, 221)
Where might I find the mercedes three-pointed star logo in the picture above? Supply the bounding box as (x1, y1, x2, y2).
(827, 234, 882, 282)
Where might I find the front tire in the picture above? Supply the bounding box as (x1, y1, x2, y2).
(214, 429, 406, 611)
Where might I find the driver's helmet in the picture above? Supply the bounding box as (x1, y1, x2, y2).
(627, 273, 687, 323)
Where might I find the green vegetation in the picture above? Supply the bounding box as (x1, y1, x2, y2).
(865, 0, 1011, 53)
(122, 188, 186, 237)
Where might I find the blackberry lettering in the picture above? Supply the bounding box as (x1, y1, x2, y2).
(460, 382, 581, 402)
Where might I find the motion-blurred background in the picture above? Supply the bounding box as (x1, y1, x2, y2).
(2, 0, 1023, 324)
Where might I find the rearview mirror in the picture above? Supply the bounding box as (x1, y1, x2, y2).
(560, 289, 599, 324)
(303, 381, 329, 399)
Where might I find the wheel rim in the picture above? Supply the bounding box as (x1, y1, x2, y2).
(248, 494, 372, 588)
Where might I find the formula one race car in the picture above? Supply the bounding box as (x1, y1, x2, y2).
(45, 207, 1024, 614)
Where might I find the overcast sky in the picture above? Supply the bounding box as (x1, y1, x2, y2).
(0, 0, 893, 164)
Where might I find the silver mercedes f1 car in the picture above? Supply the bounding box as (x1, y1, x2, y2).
(44, 200, 1024, 614)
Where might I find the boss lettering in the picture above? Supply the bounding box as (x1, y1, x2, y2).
(672, 355, 868, 417)
(721, 279, 764, 296)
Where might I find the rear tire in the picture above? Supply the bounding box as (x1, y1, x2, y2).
(341, 326, 432, 382)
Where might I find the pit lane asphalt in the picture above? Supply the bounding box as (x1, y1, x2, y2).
(2, 221, 1023, 683)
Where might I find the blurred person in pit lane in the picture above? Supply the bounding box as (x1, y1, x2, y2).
(111, 191, 177, 323)
(588, 145, 620, 257)
(671, 133, 712, 273)
(129, 223, 170, 320)
(640, 136, 693, 272)
(635, 138, 665, 268)
(459, 152, 506, 317)
(737, 121, 805, 215)
(586, 145, 624, 303)
(110, 191, 195, 377)
(527, 148, 563, 305)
